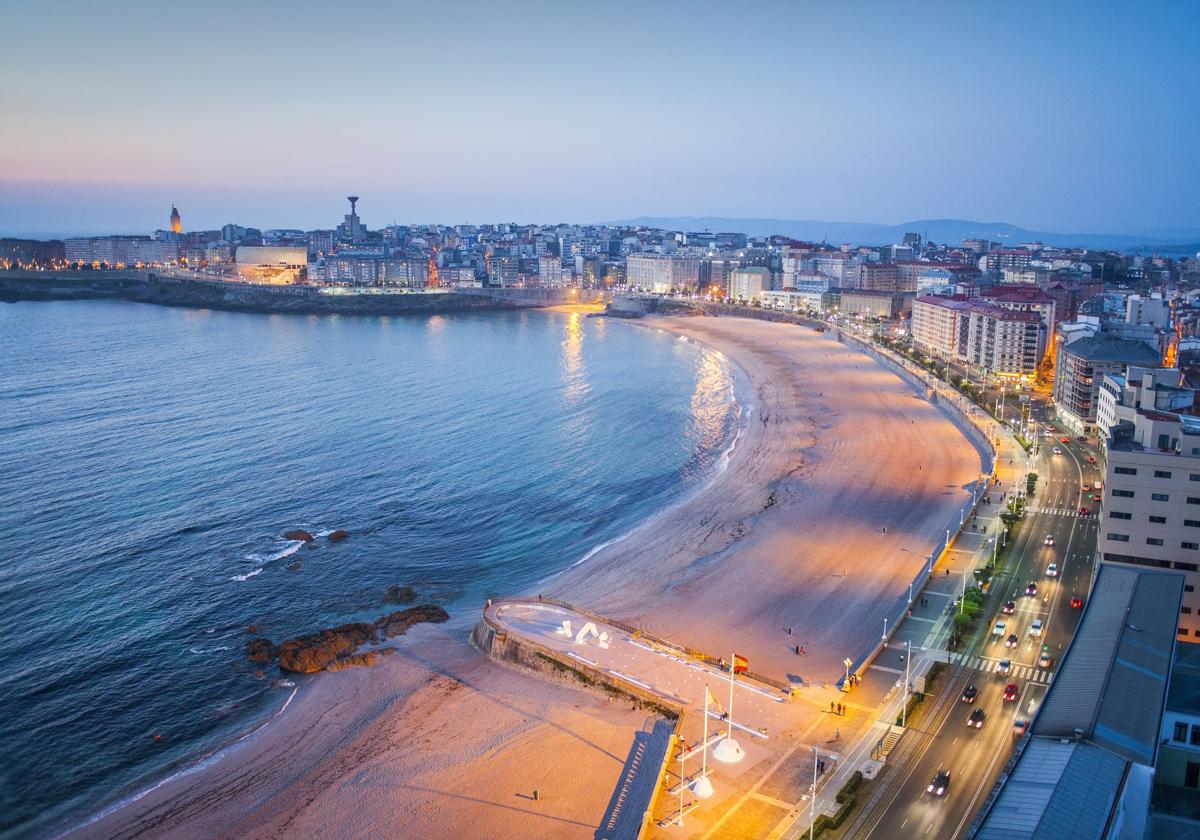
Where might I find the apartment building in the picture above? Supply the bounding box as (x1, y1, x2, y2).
(626, 254, 701, 293)
(911, 294, 1043, 378)
(729, 267, 770, 301)
(1053, 334, 1162, 435)
(1102, 408, 1200, 641)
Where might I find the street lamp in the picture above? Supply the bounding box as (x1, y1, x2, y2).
(902, 640, 912, 726)
(844, 657, 853, 689)
(810, 746, 818, 840)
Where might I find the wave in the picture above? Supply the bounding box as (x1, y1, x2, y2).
(188, 645, 231, 655)
(228, 539, 306, 581)
(63, 686, 300, 837)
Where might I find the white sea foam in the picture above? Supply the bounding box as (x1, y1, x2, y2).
(228, 539, 304, 582)
(188, 646, 231, 655)
(229, 568, 263, 582)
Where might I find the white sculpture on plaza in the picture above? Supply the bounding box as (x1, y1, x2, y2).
(557, 620, 573, 637)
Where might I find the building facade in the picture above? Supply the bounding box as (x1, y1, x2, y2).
(1054, 334, 1163, 435)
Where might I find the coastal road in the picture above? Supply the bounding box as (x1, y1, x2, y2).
(845, 420, 1101, 840)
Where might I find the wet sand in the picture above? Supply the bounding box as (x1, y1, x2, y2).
(70, 315, 981, 840)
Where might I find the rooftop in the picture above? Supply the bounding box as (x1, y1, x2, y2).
(1167, 643, 1200, 715)
(1032, 563, 1181, 764)
(1059, 334, 1162, 365)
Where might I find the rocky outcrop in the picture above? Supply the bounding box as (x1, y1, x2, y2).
(374, 605, 449, 639)
(277, 623, 373, 674)
(284, 530, 315, 542)
(246, 638, 279, 664)
(327, 529, 350, 542)
(251, 604, 450, 673)
(382, 585, 416, 605)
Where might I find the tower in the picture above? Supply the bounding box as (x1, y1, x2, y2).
(170, 205, 182, 234)
(340, 196, 364, 241)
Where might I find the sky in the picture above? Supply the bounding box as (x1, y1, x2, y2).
(1, 0, 1198, 237)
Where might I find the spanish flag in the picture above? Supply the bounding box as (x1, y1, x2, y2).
(732, 653, 749, 674)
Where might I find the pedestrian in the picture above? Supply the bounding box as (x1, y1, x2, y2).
(835, 728, 840, 740)
(795, 645, 801, 655)
(800, 646, 807, 655)
(843, 569, 848, 577)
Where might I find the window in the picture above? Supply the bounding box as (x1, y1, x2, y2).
(1192, 473, 1200, 481)
(1113, 489, 1135, 498)
(1114, 466, 1137, 475)
(1151, 515, 1167, 524)
(1179, 721, 1191, 741)
(1184, 607, 1194, 614)
(1186, 543, 1200, 552)
(1110, 511, 1133, 520)
(1187, 520, 1200, 528)
(1191, 725, 1200, 746)
(1148, 538, 1164, 546)
(1178, 562, 1199, 571)
(1156, 470, 1174, 479)
(1190, 762, 1200, 790)
(1187, 585, 1196, 593)
(1191, 498, 1200, 505)
(1107, 533, 1130, 542)
(1153, 493, 1170, 502)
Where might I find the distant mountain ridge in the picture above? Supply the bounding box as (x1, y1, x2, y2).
(609, 216, 1200, 252)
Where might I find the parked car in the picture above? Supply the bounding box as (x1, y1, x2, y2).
(1004, 683, 1019, 702)
(1070, 596, 1084, 609)
(968, 708, 986, 728)
(928, 770, 951, 796)
(1046, 563, 1058, 578)
(962, 684, 978, 703)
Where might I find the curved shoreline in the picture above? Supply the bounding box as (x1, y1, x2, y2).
(53, 310, 747, 840)
(62, 313, 983, 840)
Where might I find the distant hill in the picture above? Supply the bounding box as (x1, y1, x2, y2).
(609, 216, 1200, 252)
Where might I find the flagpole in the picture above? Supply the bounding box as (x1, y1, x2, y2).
(702, 684, 709, 779)
(728, 651, 735, 740)
(677, 737, 684, 826)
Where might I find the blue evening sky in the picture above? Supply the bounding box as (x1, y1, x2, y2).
(0, 0, 1196, 236)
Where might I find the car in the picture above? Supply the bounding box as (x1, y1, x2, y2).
(1070, 596, 1084, 609)
(1079, 507, 1090, 516)
(1004, 683, 1019, 702)
(1029, 618, 1043, 637)
(1002, 600, 1016, 615)
(1087, 455, 1096, 464)
(1061, 436, 1071, 444)
(1044, 534, 1055, 546)
(998, 659, 1012, 675)
(1026, 581, 1038, 596)
(1013, 717, 1029, 735)
(1053, 447, 1063, 455)
(993, 620, 1007, 638)
(1077, 436, 1086, 442)
(928, 770, 951, 796)
(1039, 650, 1053, 667)
(1006, 633, 1019, 648)
(962, 684, 978, 703)
(1093, 493, 1101, 502)
(1081, 485, 1090, 493)
(968, 708, 986, 728)
(1046, 563, 1058, 577)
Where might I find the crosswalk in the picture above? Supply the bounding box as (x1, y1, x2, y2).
(1028, 506, 1094, 517)
(962, 655, 1053, 684)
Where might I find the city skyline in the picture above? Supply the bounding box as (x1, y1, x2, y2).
(2, 0, 1198, 236)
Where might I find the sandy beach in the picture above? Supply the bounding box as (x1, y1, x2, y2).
(68, 315, 982, 840)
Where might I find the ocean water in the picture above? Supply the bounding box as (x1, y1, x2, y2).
(0, 301, 739, 838)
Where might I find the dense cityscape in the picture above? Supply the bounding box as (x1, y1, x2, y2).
(4, 1, 1199, 839)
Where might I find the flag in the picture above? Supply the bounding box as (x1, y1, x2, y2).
(732, 653, 749, 675)
(705, 684, 724, 716)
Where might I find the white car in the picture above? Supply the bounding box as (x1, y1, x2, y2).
(1029, 618, 1043, 637)
(993, 621, 1007, 638)
(1053, 447, 1063, 455)
(1044, 534, 1055, 546)
(1047, 563, 1058, 577)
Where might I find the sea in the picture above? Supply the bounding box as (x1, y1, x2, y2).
(0, 299, 741, 838)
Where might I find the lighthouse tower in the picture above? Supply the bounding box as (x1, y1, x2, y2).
(170, 205, 182, 235)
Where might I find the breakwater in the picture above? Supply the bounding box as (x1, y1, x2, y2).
(0, 271, 604, 315)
